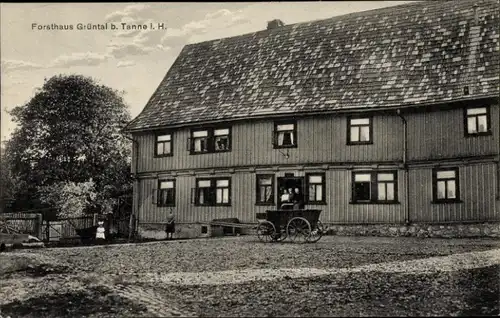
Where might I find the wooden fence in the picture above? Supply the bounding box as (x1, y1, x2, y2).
(43, 215, 97, 242)
(0, 212, 43, 238)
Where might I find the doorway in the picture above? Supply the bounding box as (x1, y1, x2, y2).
(277, 176, 304, 209)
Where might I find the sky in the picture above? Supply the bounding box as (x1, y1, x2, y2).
(1, 1, 413, 142)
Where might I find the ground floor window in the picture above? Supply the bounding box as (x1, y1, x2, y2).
(351, 171, 398, 203)
(193, 177, 231, 206)
(306, 173, 326, 204)
(433, 168, 460, 203)
(256, 174, 274, 205)
(157, 180, 175, 206)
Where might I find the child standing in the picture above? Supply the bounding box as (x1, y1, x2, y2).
(96, 221, 106, 245)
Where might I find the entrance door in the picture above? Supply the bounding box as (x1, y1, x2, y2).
(277, 177, 304, 209)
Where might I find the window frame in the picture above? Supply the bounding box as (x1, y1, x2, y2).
(347, 116, 373, 145)
(213, 127, 232, 153)
(350, 170, 398, 204)
(305, 172, 326, 204)
(255, 174, 275, 206)
(154, 132, 173, 157)
(273, 120, 298, 149)
(157, 179, 176, 207)
(464, 106, 492, 137)
(189, 127, 232, 155)
(194, 177, 231, 206)
(432, 167, 461, 204)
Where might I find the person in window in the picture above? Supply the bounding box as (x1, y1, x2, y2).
(280, 189, 290, 207)
(287, 188, 295, 208)
(165, 210, 176, 240)
(293, 188, 304, 210)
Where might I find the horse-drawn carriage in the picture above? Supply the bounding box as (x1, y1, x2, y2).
(255, 206, 326, 243)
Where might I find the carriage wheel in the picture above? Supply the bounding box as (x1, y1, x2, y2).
(272, 225, 287, 243)
(257, 221, 276, 243)
(307, 220, 325, 243)
(286, 217, 311, 244)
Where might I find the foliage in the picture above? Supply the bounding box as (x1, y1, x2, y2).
(5, 74, 132, 214)
(38, 179, 97, 218)
(0, 144, 16, 200)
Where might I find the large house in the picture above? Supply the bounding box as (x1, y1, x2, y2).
(124, 0, 500, 239)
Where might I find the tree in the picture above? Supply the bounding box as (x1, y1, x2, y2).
(38, 179, 97, 218)
(6, 74, 132, 215)
(0, 144, 16, 212)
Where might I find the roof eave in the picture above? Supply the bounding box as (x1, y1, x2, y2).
(123, 94, 500, 134)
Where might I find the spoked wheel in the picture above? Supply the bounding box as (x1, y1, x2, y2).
(257, 221, 276, 243)
(272, 226, 287, 243)
(286, 217, 311, 244)
(307, 220, 325, 243)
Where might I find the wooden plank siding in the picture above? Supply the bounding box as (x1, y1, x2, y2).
(137, 169, 406, 225)
(407, 104, 499, 161)
(133, 104, 499, 173)
(134, 114, 404, 173)
(132, 104, 499, 226)
(408, 162, 499, 222)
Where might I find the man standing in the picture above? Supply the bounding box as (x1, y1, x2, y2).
(293, 188, 304, 210)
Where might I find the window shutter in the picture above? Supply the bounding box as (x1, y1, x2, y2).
(152, 188, 157, 205)
(271, 130, 277, 146)
(191, 188, 197, 204)
(370, 173, 377, 202)
(227, 134, 232, 151)
(186, 137, 192, 151)
(304, 178, 310, 204)
(431, 170, 437, 201)
(208, 136, 215, 152)
(209, 187, 216, 205)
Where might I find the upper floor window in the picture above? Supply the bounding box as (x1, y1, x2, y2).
(465, 107, 491, 136)
(433, 168, 460, 203)
(274, 121, 297, 148)
(256, 174, 274, 205)
(189, 127, 232, 154)
(155, 133, 172, 157)
(214, 128, 230, 151)
(347, 117, 372, 145)
(192, 130, 209, 153)
(351, 171, 397, 203)
(192, 177, 231, 206)
(306, 173, 326, 204)
(157, 180, 175, 207)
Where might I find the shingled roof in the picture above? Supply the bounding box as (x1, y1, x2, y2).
(126, 0, 499, 132)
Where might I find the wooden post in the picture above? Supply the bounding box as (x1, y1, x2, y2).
(36, 213, 43, 239)
(45, 220, 50, 242)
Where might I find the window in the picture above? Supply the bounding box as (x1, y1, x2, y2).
(351, 171, 398, 203)
(189, 127, 231, 154)
(306, 173, 326, 204)
(256, 175, 274, 205)
(214, 128, 230, 151)
(192, 130, 209, 153)
(433, 168, 460, 203)
(347, 117, 372, 144)
(155, 133, 172, 157)
(465, 107, 491, 136)
(215, 179, 230, 205)
(274, 121, 297, 148)
(376, 173, 396, 202)
(193, 178, 231, 206)
(157, 180, 175, 207)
